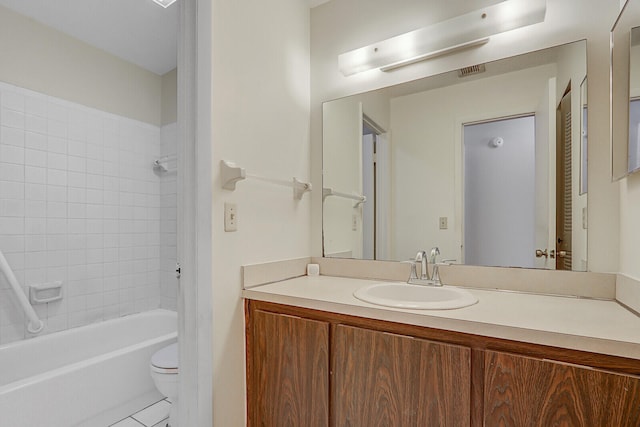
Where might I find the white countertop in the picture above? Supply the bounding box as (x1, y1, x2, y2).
(243, 275, 640, 360)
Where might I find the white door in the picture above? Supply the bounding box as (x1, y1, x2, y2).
(375, 133, 391, 260)
(362, 134, 375, 259)
(533, 77, 557, 269)
(463, 116, 536, 268)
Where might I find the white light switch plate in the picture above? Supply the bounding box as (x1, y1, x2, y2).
(225, 203, 237, 232)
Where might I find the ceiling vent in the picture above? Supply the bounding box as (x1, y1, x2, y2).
(458, 64, 486, 78)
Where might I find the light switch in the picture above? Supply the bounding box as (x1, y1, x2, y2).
(225, 203, 237, 232)
(439, 217, 448, 230)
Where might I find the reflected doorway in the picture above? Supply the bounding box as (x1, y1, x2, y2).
(463, 116, 537, 268)
(362, 115, 390, 260)
(556, 88, 573, 270)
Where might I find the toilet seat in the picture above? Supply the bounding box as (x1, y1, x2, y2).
(151, 343, 178, 374)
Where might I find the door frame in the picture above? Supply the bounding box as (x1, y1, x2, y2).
(177, 0, 213, 426)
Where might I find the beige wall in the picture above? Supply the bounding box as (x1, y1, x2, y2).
(311, 0, 620, 273)
(161, 68, 178, 125)
(210, 0, 311, 424)
(0, 4, 162, 126)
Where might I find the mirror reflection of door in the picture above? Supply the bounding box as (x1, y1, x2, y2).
(556, 89, 573, 270)
(463, 116, 537, 268)
(362, 132, 375, 259)
(362, 116, 390, 260)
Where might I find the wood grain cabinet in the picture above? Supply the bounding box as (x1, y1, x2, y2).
(484, 350, 640, 427)
(247, 309, 329, 427)
(332, 324, 471, 427)
(246, 301, 640, 427)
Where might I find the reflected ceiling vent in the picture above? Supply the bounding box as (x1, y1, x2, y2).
(458, 64, 486, 78)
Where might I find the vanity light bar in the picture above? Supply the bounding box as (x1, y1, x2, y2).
(338, 0, 546, 76)
(380, 38, 490, 72)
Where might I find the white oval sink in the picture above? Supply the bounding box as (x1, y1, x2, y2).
(353, 282, 478, 310)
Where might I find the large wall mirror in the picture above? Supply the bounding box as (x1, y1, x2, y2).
(323, 40, 588, 271)
(612, 0, 640, 179)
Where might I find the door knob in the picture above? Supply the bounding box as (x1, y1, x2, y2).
(535, 249, 548, 258)
(557, 250, 567, 258)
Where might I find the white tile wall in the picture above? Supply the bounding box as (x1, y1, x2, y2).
(159, 123, 178, 311)
(0, 81, 176, 345)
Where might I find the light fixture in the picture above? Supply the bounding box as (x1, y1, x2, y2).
(338, 0, 546, 76)
(152, 0, 177, 8)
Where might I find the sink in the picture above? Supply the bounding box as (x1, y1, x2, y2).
(353, 282, 478, 310)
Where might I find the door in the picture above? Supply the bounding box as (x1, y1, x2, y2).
(556, 90, 572, 270)
(332, 324, 471, 426)
(463, 116, 537, 268)
(362, 128, 390, 260)
(534, 77, 557, 269)
(362, 134, 375, 259)
(484, 350, 640, 426)
(375, 133, 391, 260)
(248, 310, 330, 427)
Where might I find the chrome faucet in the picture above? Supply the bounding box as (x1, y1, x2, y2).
(407, 250, 433, 285)
(417, 250, 429, 280)
(429, 247, 456, 287)
(406, 247, 449, 286)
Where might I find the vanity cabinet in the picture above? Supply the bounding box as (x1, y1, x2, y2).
(246, 309, 329, 427)
(484, 350, 640, 426)
(245, 300, 640, 427)
(332, 324, 471, 426)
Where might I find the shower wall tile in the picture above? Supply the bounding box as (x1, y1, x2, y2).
(159, 123, 177, 311)
(0, 81, 171, 345)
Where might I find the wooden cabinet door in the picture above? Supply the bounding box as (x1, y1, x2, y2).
(332, 324, 471, 426)
(484, 350, 640, 426)
(248, 310, 329, 427)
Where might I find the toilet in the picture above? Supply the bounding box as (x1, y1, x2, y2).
(150, 343, 179, 427)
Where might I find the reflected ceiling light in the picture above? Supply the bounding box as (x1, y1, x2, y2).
(152, 0, 177, 8)
(338, 0, 546, 76)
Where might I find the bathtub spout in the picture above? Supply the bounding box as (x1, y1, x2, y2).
(0, 250, 44, 334)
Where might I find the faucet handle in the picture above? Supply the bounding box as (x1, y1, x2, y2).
(431, 259, 456, 286)
(401, 260, 419, 280)
(429, 247, 440, 264)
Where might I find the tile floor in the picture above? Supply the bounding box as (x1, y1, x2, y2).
(109, 398, 171, 427)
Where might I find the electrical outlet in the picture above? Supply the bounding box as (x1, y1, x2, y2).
(352, 214, 358, 231)
(582, 207, 588, 229)
(439, 217, 448, 229)
(225, 203, 237, 232)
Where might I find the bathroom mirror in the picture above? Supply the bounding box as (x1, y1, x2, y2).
(323, 40, 588, 271)
(612, 0, 640, 178)
(580, 77, 588, 195)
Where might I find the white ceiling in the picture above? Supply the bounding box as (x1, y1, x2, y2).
(0, 0, 178, 75)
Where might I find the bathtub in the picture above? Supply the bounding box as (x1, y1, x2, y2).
(0, 309, 177, 427)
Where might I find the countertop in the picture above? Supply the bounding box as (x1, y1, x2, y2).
(242, 275, 640, 361)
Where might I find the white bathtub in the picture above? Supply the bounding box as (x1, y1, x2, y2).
(0, 309, 177, 427)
